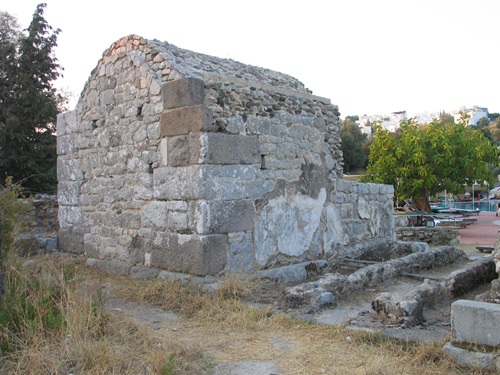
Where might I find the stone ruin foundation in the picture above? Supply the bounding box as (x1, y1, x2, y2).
(53, 35, 500, 372)
(56, 34, 395, 278)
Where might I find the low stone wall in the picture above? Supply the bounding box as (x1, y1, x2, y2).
(395, 227, 460, 246)
(23, 194, 58, 253)
(31, 194, 59, 234)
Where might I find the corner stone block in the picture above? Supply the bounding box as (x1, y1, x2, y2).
(153, 165, 219, 200)
(57, 157, 84, 182)
(160, 105, 213, 137)
(194, 200, 256, 234)
(162, 77, 205, 109)
(58, 227, 85, 254)
(205, 133, 260, 165)
(151, 233, 228, 276)
(166, 134, 206, 167)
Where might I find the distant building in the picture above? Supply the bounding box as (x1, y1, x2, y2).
(356, 106, 490, 134)
(451, 106, 489, 126)
(413, 111, 441, 125)
(358, 111, 407, 135)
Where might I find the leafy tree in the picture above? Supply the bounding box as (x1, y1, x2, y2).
(477, 116, 490, 128)
(362, 118, 499, 211)
(489, 113, 500, 122)
(0, 4, 64, 193)
(439, 111, 455, 125)
(340, 117, 368, 173)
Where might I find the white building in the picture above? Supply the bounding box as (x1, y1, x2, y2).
(452, 106, 489, 126)
(358, 111, 407, 135)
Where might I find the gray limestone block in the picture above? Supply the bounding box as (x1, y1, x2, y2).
(166, 133, 209, 167)
(130, 266, 160, 280)
(442, 342, 498, 372)
(220, 165, 256, 180)
(58, 205, 82, 228)
(451, 299, 500, 347)
(150, 233, 228, 276)
(167, 135, 189, 166)
(141, 201, 169, 230)
(158, 270, 191, 286)
(205, 133, 260, 165)
(93, 259, 132, 276)
(57, 158, 84, 182)
(153, 165, 218, 200)
(56, 110, 78, 137)
(200, 200, 256, 234)
(58, 227, 85, 254)
(258, 264, 308, 283)
(162, 77, 205, 109)
(160, 105, 214, 137)
(226, 242, 257, 273)
(57, 134, 78, 155)
(57, 181, 81, 205)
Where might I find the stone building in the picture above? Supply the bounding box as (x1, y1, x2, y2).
(57, 35, 394, 277)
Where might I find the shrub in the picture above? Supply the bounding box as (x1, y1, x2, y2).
(0, 177, 32, 266)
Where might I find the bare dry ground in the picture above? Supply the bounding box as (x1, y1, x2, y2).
(2, 251, 491, 375)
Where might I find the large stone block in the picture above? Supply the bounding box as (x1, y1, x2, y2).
(56, 110, 78, 137)
(166, 134, 206, 166)
(153, 165, 219, 200)
(150, 233, 227, 276)
(57, 134, 78, 155)
(162, 77, 205, 109)
(57, 158, 84, 182)
(204, 133, 260, 165)
(192, 200, 256, 234)
(160, 105, 213, 136)
(451, 299, 500, 347)
(58, 181, 81, 205)
(58, 227, 85, 254)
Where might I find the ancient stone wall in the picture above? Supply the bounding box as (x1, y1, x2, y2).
(57, 35, 395, 277)
(396, 227, 460, 246)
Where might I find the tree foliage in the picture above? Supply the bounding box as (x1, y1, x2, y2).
(340, 117, 369, 173)
(0, 4, 64, 193)
(362, 118, 499, 211)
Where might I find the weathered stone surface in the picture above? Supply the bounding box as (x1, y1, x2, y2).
(451, 299, 500, 347)
(58, 227, 84, 254)
(162, 77, 205, 109)
(282, 246, 466, 311)
(255, 189, 326, 266)
(442, 342, 499, 372)
(130, 265, 160, 280)
(160, 105, 213, 136)
(203, 133, 260, 165)
(153, 165, 218, 200)
(151, 233, 228, 276)
(56, 34, 395, 278)
(194, 199, 256, 234)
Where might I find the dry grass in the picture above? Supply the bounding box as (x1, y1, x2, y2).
(0, 254, 488, 374)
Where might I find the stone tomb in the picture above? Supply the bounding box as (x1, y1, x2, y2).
(57, 35, 394, 277)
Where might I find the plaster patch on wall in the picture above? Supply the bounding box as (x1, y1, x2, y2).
(324, 204, 348, 254)
(255, 188, 326, 266)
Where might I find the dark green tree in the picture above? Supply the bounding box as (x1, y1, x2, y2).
(439, 111, 455, 125)
(477, 116, 490, 128)
(340, 117, 369, 173)
(0, 4, 64, 193)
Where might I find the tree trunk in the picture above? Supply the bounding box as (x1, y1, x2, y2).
(412, 196, 431, 212)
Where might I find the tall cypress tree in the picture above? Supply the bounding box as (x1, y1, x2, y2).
(0, 3, 64, 193)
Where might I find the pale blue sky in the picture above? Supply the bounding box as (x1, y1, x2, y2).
(4, 0, 500, 117)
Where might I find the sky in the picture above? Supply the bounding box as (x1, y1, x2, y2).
(3, 0, 500, 118)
